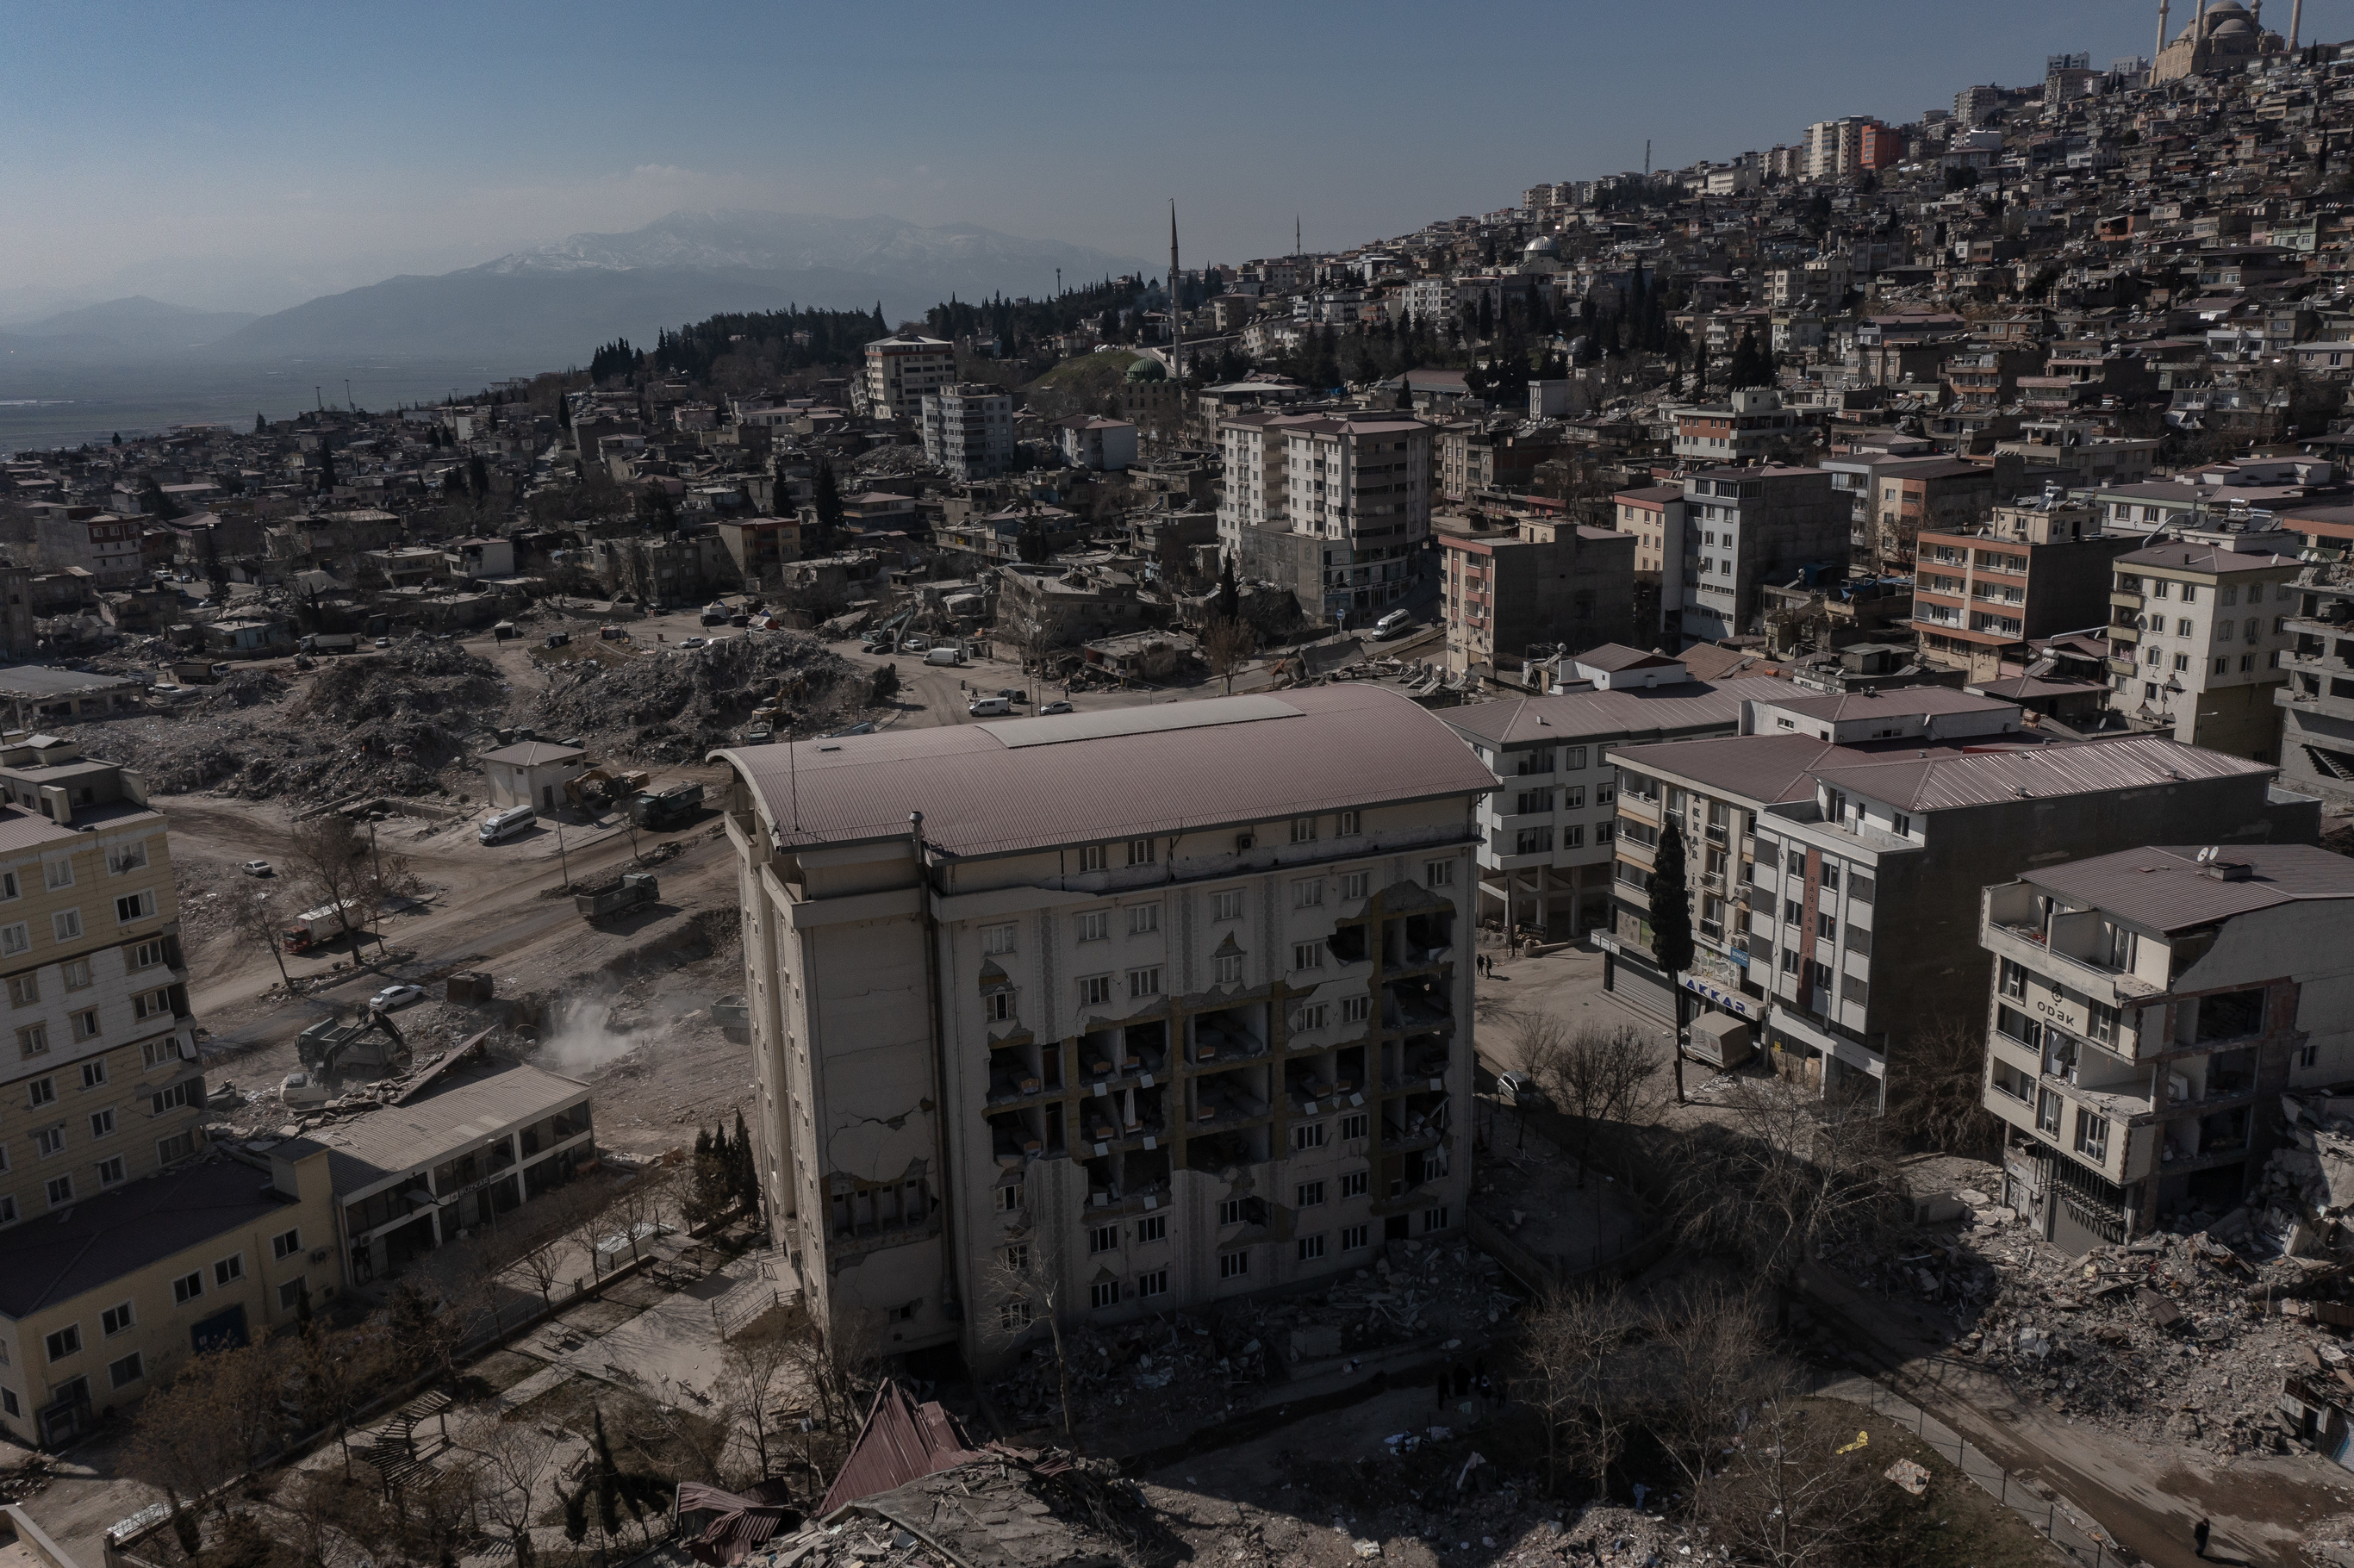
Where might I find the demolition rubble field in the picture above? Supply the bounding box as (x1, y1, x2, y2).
(70, 632, 863, 800)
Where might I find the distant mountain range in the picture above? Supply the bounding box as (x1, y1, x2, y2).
(0, 211, 1149, 375)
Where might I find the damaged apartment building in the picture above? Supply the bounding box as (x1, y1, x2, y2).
(1981, 843, 2354, 1254)
(713, 688, 1493, 1366)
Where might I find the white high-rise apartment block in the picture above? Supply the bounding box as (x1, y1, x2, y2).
(859, 333, 956, 421)
(919, 384, 1015, 481)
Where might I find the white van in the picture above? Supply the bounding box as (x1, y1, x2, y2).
(923, 645, 967, 667)
(479, 806, 536, 844)
(1373, 609, 1413, 639)
(968, 696, 1012, 716)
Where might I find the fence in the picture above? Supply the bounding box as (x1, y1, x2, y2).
(1818, 1372, 2127, 1566)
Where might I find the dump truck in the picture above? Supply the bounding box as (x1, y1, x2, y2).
(282, 899, 360, 954)
(300, 632, 359, 654)
(289, 1005, 409, 1100)
(576, 872, 658, 923)
(627, 781, 704, 830)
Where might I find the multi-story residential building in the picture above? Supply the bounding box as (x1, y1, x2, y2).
(0, 734, 323, 1443)
(1672, 466, 1848, 644)
(1611, 485, 1686, 640)
(1057, 417, 1138, 473)
(1599, 692, 2314, 1105)
(1434, 512, 1637, 676)
(1803, 116, 1890, 180)
(1443, 654, 1804, 938)
(2106, 532, 2301, 761)
(2274, 576, 2354, 806)
(1672, 388, 1797, 464)
(1855, 457, 2016, 573)
(1401, 277, 1456, 327)
(1980, 843, 2354, 1253)
(1911, 499, 2139, 679)
(1434, 425, 1567, 505)
(714, 688, 1493, 1368)
(919, 385, 1016, 481)
(858, 333, 956, 422)
(34, 513, 144, 589)
(1230, 413, 1433, 626)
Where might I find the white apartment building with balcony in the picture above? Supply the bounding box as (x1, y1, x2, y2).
(713, 688, 1492, 1369)
(919, 384, 1015, 481)
(1601, 691, 2314, 1104)
(2107, 532, 2301, 762)
(1980, 843, 2354, 1253)
(858, 333, 956, 421)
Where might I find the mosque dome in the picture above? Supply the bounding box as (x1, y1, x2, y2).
(1524, 234, 1561, 257)
(1124, 357, 1168, 383)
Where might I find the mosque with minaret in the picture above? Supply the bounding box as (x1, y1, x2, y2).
(2149, 0, 2294, 83)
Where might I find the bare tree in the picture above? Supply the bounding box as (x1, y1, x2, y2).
(123, 1346, 288, 1523)
(290, 1320, 400, 1474)
(566, 1183, 620, 1285)
(1641, 1283, 1785, 1523)
(224, 888, 297, 995)
(1699, 1391, 1890, 1568)
(1667, 1077, 1903, 1329)
(464, 1413, 564, 1568)
(1886, 1015, 1998, 1156)
(1199, 615, 1257, 695)
(1515, 1284, 1637, 1498)
(713, 1323, 800, 1485)
(981, 1234, 1078, 1440)
(1523, 1017, 1668, 1183)
(284, 814, 371, 956)
(774, 1306, 883, 1492)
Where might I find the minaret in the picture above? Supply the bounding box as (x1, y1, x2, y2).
(2292, 0, 2303, 47)
(1168, 201, 1184, 381)
(2156, 0, 2170, 62)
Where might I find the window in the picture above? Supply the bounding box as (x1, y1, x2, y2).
(1212, 891, 1244, 922)
(43, 1326, 78, 1363)
(1784, 899, 1803, 925)
(1292, 1122, 1326, 1151)
(88, 1109, 113, 1141)
(1089, 1223, 1120, 1254)
(4, 976, 32, 1008)
(1840, 974, 1868, 1005)
(106, 842, 148, 876)
(1088, 1281, 1120, 1310)
(1848, 874, 1875, 904)
(0, 872, 14, 902)
(172, 1271, 202, 1304)
(158, 1130, 196, 1164)
(1215, 953, 1245, 985)
(1080, 844, 1108, 873)
(1820, 864, 1840, 892)
(1291, 817, 1317, 843)
(1596, 822, 1613, 844)
(1423, 1207, 1450, 1233)
(1779, 948, 1799, 974)
(1296, 1179, 1325, 1206)
(1296, 1002, 1330, 1030)
(985, 991, 1016, 1024)
(993, 1181, 1024, 1214)
(1296, 1234, 1327, 1261)
(1125, 838, 1155, 867)
(151, 1081, 193, 1116)
(1336, 811, 1360, 836)
(1137, 1215, 1166, 1243)
(1291, 942, 1324, 972)
(1293, 879, 1323, 909)
(34, 1128, 62, 1158)
(1817, 912, 1837, 941)
(130, 940, 165, 971)
(1077, 974, 1113, 1009)
(1340, 995, 1369, 1024)
(1129, 903, 1160, 935)
(999, 1298, 1033, 1331)
(52, 910, 80, 943)
(981, 923, 1016, 955)
(2035, 1088, 2062, 1136)
(2088, 1001, 2119, 1045)
(141, 1036, 182, 1069)
(61, 959, 90, 992)
(1341, 1114, 1368, 1142)
(1217, 1198, 1247, 1226)
(2300, 1043, 2320, 1070)
(71, 1010, 97, 1042)
(277, 1279, 307, 1311)
(2180, 585, 2197, 604)
(213, 1254, 244, 1287)
(1515, 788, 1553, 816)
(2217, 619, 2234, 642)
(1341, 871, 1367, 900)
(1126, 967, 1161, 999)
(1219, 1250, 1250, 1280)
(133, 989, 171, 1023)
(2074, 1109, 2109, 1161)
(1514, 827, 1554, 855)
(101, 1303, 134, 1337)
(42, 862, 71, 893)
(17, 1027, 45, 1061)
(96, 1155, 122, 1186)
(1, 924, 28, 958)
(1891, 814, 1911, 837)
(2000, 958, 2027, 1000)
(1136, 1268, 1168, 1297)
(1342, 1223, 1368, 1251)
(44, 1175, 71, 1207)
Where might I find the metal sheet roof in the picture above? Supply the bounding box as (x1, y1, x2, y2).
(722, 684, 1497, 859)
(2027, 843, 2354, 932)
(1443, 676, 1806, 750)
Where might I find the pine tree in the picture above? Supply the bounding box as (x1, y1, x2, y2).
(732, 1107, 760, 1213)
(1216, 551, 1240, 622)
(254, 412, 266, 434)
(813, 463, 844, 550)
(317, 448, 338, 492)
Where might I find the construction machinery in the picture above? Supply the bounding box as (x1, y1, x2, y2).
(626, 781, 704, 830)
(564, 766, 649, 811)
(575, 872, 658, 923)
(288, 1006, 411, 1100)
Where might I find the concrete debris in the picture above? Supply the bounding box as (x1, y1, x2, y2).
(528, 632, 857, 762)
(987, 1246, 1516, 1431)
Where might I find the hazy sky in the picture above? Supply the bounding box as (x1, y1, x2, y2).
(0, 1, 2320, 316)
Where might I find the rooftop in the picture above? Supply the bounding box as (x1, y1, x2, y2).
(0, 667, 144, 700)
(2115, 543, 2299, 574)
(2027, 843, 2354, 933)
(1443, 675, 1805, 750)
(719, 687, 1498, 859)
(311, 1055, 588, 1198)
(0, 1153, 297, 1318)
(1763, 688, 2020, 723)
(479, 741, 585, 768)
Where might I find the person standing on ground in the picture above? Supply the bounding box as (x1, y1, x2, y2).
(2194, 1517, 2211, 1558)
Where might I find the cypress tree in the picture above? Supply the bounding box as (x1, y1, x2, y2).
(1216, 552, 1240, 622)
(1647, 820, 1697, 1100)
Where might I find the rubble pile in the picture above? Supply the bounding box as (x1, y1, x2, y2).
(2254, 1092, 2354, 1254)
(528, 632, 859, 762)
(850, 445, 937, 479)
(84, 645, 501, 799)
(991, 1243, 1518, 1431)
(1834, 1213, 2353, 1455)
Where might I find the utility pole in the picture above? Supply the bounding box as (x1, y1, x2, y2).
(555, 818, 570, 888)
